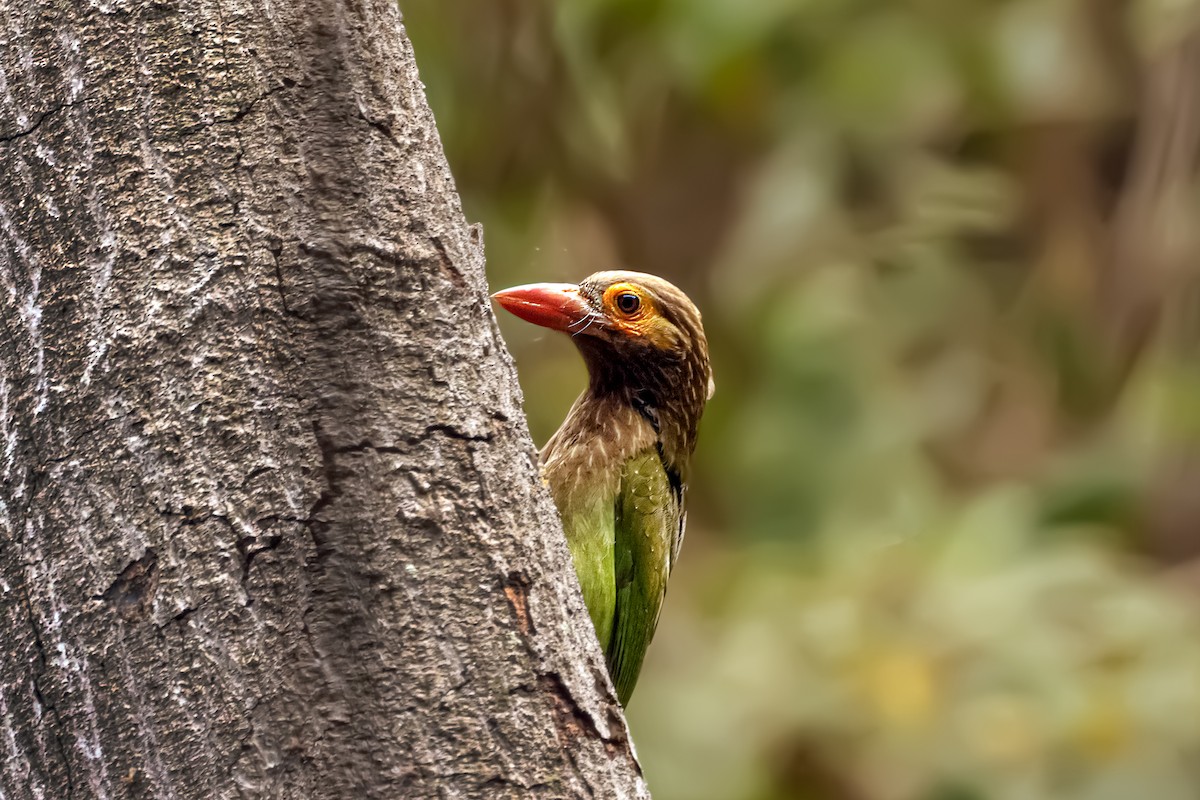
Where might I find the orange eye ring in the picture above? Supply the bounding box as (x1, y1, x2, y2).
(614, 292, 640, 315)
(603, 283, 650, 320)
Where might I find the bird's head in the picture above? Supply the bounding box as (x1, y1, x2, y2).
(493, 271, 712, 453)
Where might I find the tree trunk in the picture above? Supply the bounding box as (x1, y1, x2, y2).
(0, 1, 648, 798)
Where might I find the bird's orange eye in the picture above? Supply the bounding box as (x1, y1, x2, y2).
(615, 292, 641, 315)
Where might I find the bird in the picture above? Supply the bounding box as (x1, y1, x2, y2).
(492, 270, 712, 704)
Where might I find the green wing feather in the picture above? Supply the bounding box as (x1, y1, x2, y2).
(606, 448, 682, 704)
(560, 487, 617, 652)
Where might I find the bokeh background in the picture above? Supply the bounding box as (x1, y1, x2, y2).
(403, 2, 1200, 798)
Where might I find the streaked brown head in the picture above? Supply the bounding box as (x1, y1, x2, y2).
(493, 270, 713, 461)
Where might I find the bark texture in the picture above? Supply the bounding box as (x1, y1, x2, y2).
(0, 1, 648, 797)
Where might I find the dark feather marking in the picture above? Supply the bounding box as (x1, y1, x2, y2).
(654, 440, 683, 505)
(631, 390, 660, 434)
(633, 390, 682, 504)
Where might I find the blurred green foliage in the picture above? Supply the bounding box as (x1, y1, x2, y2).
(403, 1, 1200, 797)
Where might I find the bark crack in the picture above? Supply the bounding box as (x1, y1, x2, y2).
(22, 594, 76, 798)
(236, 533, 283, 598)
(268, 239, 294, 316)
(306, 421, 341, 558)
(178, 82, 295, 137)
(0, 99, 84, 144)
(537, 671, 636, 768)
(502, 570, 535, 638)
(328, 424, 494, 456)
(416, 423, 494, 444)
(356, 107, 402, 151)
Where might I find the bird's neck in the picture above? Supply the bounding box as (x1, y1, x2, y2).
(572, 369, 700, 483)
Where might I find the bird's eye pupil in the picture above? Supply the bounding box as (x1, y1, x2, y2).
(616, 292, 640, 314)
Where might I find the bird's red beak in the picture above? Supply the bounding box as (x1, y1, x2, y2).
(491, 283, 594, 333)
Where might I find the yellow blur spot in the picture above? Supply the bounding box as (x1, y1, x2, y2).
(1073, 692, 1131, 761)
(862, 648, 936, 727)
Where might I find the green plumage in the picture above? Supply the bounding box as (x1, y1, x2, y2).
(610, 449, 677, 701)
(544, 440, 679, 705)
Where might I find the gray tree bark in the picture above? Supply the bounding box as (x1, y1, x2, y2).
(0, 1, 648, 798)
